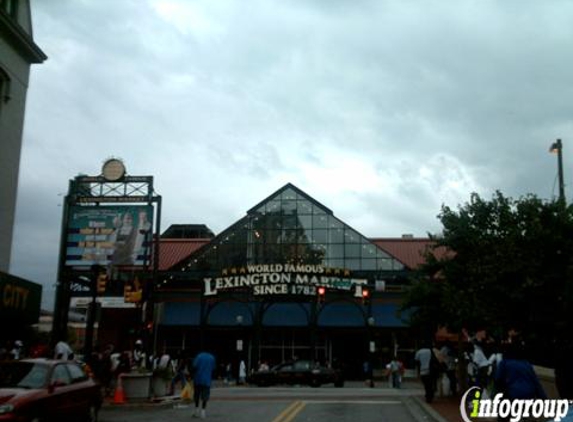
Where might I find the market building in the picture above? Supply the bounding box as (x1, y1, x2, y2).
(152, 183, 435, 378)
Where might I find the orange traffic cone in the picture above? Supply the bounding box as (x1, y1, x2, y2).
(113, 375, 126, 404)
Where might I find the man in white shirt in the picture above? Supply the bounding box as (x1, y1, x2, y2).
(415, 341, 438, 403)
(54, 340, 73, 360)
(472, 341, 490, 389)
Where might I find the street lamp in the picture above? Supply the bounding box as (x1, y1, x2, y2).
(550, 139, 565, 205)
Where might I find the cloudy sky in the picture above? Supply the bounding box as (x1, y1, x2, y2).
(11, 0, 573, 309)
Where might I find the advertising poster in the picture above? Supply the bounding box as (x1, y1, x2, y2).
(65, 205, 153, 267)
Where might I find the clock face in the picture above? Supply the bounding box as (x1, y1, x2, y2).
(102, 159, 126, 181)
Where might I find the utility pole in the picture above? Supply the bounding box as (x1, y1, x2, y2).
(550, 139, 565, 205)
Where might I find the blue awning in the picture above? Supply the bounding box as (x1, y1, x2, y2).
(317, 302, 365, 327)
(161, 302, 200, 326)
(207, 301, 253, 326)
(371, 304, 410, 328)
(262, 303, 310, 326)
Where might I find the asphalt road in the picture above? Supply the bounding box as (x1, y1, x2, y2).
(99, 384, 440, 422)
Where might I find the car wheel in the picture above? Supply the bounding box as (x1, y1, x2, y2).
(334, 379, 344, 388)
(310, 379, 321, 388)
(85, 404, 99, 422)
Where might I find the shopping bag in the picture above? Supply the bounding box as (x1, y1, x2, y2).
(181, 382, 193, 401)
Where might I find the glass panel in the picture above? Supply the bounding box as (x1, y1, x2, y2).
(312, 229, 328, 244)
(344, 244, 361, 258)
(346, 259, 361, 270)
(283, 215, 298, 229)
(344, 229, 360, 243)
(329, 218, 344, 230)
(298, 200, 313, 214)
(362, 244, 378, 258)
(328, 258, 345, 268)
(265, 230, 282, 244)
(378, 258, 393, 270)
(330, 228, 344, 243)
(298, 215, 312, 230)
(282, 200, 297, 214)
(328, 244, 344, 258)
(279, 229, 295, 244)
(266, 200, 281, 213)
(361, 258, 377, 270)
(312, 215, 328, 229)
(312, 204, 328, 215)
(376, 248, 392, 259)
(264, 215, 282, 230)
(280, 188, 298, 201)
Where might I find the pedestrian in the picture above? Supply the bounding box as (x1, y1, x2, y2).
(10, 340, 23, 360)
(224, 362, 232, 384)
(386, 355, 404, 389)
(363, 360, 374, 387)
(115, 351, 131, 377)
(170, 351, 188, 395)
(192, 351, 216, 419)
(471, 340, 491, 392)
(494, 340, 546, 401)
(132, 339, 146, 369)
(238, 359, 247, 385)
(54, 338, 74, 360)
(440, 341, 458, 396)
(415, 340, 440, 403)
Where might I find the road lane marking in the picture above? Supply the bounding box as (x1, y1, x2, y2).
(271, 400, 305, 422)
(302, 400, 402, 405)
(282, 401, 305, 422)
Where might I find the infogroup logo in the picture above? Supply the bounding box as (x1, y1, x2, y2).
(460, 387, 570, 422)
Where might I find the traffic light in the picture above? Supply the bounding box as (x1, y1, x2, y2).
(317, 286, 326, 304)
(96, 273, 107, 294)
(362, 288, 370, 306)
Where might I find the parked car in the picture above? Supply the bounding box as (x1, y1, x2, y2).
(248, 360, 344, 387)
(0, 358, 102, 422)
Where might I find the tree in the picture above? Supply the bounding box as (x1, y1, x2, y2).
(403, 191, 573, 364)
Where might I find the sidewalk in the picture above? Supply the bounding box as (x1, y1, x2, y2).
(427, 396, 461, 422)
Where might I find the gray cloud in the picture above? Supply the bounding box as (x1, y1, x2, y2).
(13, 0, 573, 309)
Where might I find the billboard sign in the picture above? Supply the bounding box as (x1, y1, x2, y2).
(65, 205, 153, 267)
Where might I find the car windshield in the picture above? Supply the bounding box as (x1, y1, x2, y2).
(0, 362, 49, 389)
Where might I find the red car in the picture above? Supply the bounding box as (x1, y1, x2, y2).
(0, 359, 102, 422)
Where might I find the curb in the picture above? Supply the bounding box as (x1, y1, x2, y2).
(103, 395, 187, 409)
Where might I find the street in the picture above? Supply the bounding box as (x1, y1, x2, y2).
(99, 383, 439, 422)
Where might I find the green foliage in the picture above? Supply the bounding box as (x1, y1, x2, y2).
(403, 191, 573, 351)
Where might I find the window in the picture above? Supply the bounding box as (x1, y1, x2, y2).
(67, 363, 88, 383)
(51, 365, 71, 386)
